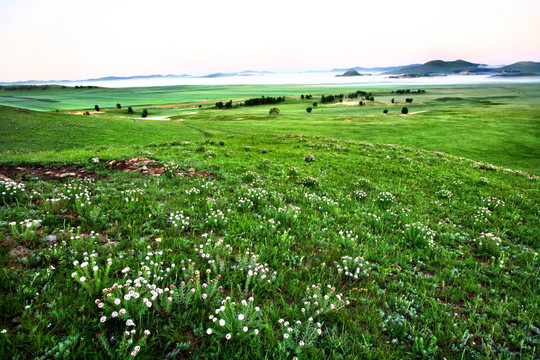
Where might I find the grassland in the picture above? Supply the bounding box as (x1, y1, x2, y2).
(1, 83, 539, 174)
(0, 82, 539, 359)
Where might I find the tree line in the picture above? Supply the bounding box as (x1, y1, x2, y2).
(244, 96, 285, 107)
(392, 89, 426, 94)
(1, 85, 50, 91)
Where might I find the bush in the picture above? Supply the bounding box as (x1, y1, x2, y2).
(306, 107, 312, 113)
(116, 103, 122, 109)
(269, 108, 280, 116)
(383, 109, 388, 114)
(401, 107, 409, 114)
(127, 107, 133, 114)
(142, 109, 148, 118)
(312, 102, 317, 107)
(94, 105, 100, 112)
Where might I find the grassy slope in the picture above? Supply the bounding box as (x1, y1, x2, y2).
(0, 136, 538, 359)
(1, 83, 539, 174)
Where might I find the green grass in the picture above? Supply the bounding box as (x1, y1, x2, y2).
(0, 83, 539, 358)
(1, 83, 539, 174)
(0, 136, 538, 359)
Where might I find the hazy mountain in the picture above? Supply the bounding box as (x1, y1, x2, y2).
(199, 70, 272, 78)
(383, 60, 488, 75)
(336, 69, 362, 77)
(332, 65, 420, 73)
(1, 74, 192, 85)
(498, 61, 540, 74)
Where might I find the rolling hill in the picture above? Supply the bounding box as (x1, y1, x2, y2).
(384, 60, 487, 75)
(498, 61, 540, 74)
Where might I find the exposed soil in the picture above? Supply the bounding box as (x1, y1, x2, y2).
(107, 157, 216, 178)
(0, 165, 94, 181)
(0, 157, 216, 181)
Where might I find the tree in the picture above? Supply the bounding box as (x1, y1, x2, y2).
(269, 107, 280, 116)
(313, 102, 317, 107)
(94, 105, 100, 112)
(127, 107, 133, 114)
(142, 109, 148, 118)
(301, 94, 305, 99)
(306, 107, 312, 113)
(383, 109, 388, 114)
(391, 98, 395, 104)
(401, 107, 409, 114)
(116, 103, 122, 109)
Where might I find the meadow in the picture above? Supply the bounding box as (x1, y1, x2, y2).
(0, 82, 539, 359)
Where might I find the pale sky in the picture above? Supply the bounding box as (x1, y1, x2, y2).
(1, 0, 539, 81)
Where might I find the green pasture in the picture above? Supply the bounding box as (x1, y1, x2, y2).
(0, 82, 539, 359)
(1, 83, 539, 174)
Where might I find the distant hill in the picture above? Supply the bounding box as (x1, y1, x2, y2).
(491, 72, 540, 78)
(2, 74, 192, 85)
(498, 61, 540, 74)
(336, 69, 362, 77)
(332, 65, 420, 73)
(384, 60, 488, 75)
(200, 70, 271, 78)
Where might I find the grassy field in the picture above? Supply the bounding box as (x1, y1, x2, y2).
(0, 83, 539, 359)
(1, 83, 539, 174)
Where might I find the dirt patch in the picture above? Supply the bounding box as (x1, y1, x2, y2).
(0, 165, 94, 181)
(344, 119, 352, 122)
(120, 116, 171, 121)
(107, 157, 165, 176)
(107, 157, 216, 178)
(327, 100, 360, 106)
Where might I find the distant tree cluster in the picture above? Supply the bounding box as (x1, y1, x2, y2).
(300, 94, 313, 100)
(1, 85, 50, 91)
(347, 90, 373, 100)
(215, 100, 234, 109)
(244, 96, 285, 107)
(392, 89, 426, 94)
(74, 85, 98, 89)
(320, 94, 344, 104)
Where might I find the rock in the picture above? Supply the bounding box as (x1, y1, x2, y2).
(9, 245, 31, 259)
(154, 167, 165, 175)
(43, 234, 58, 244)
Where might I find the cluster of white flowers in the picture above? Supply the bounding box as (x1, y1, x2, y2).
(0, 177, 26, 199)
(335, 255, 372, 280)
(376, 191, 395, 204)
(168, 210, 190, 230)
